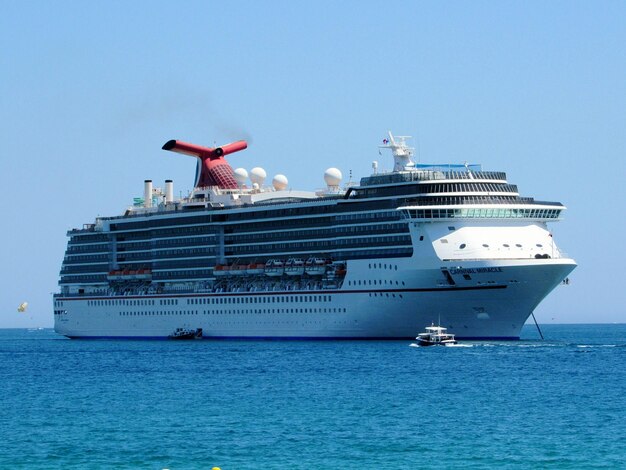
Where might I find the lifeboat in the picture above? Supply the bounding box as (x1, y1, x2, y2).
(135, 269, 152, 280)
(305, 257, 329, 276)
(264, 259, 285, 276)
(213, 265, 229, 276)
(285, 258, 305, 276)
(107, 269, 152, 281)
(246, 263, 265, 275)
(107, 270, 121, 281)
(229, 265, 248, 275)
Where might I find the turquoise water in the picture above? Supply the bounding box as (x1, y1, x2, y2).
(0, 325, 624, 469)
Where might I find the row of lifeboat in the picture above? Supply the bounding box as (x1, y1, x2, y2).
(107, 269, 152, 281)
(213, 258, 334, 277)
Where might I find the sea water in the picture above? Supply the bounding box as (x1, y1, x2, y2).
(0, 325, 624, 469)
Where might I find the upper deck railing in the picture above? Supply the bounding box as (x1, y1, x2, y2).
(359, 167, 507, 187)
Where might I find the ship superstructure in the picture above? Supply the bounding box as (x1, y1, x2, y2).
(54, 132, 576, 339)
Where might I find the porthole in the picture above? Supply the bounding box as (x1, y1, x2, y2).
(503, 244, 510, 247)
(536, 244, 543, 247)
(459, 244, 466, 249)
(482, 244, 489, 248)
(516, 244, 522, 247)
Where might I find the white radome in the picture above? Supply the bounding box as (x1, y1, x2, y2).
(250, 167, 267, 186)
(324, 168, 342, 187)
(233, 168, 248, 186)
(272, 174, 288, 190)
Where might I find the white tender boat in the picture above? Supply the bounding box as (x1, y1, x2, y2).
(412, 324, 457, 346)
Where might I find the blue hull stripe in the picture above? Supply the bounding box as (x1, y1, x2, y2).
(56, 284, 507, 302)
(66, 335, 520, 341)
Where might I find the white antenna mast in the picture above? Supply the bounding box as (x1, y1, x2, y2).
(379, 131, 415, 171)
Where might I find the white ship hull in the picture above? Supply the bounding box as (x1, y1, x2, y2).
(55, 257, 575, 340)
(54, 134, 576, 340)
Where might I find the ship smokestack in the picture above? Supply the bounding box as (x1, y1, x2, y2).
(144, 180, 153, 208)
(162, 140, 247, 158)
(162, 139, 248, 189)
(165, 180, 174, 203)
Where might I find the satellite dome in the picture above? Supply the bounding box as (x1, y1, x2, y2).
(250, 167, 267, 186)
(233, 168, 248, 186)
(272, 174, 288, 190)
(324, 168, 342, 187)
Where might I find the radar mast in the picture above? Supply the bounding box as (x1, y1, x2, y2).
(379, 131, 415, 172)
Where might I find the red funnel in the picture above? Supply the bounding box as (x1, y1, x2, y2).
(162, 139, 247, 189)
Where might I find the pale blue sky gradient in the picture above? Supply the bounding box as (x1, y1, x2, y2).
(1, 1, 625, 327)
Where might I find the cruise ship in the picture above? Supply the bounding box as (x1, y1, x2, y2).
(53, 133, 576, 339)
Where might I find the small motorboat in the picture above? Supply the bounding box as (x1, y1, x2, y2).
(411, 324, 457, 347)
(169, 328, 202, 340)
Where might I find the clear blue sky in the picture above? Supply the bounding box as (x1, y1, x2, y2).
(1, 1, 625, 327)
